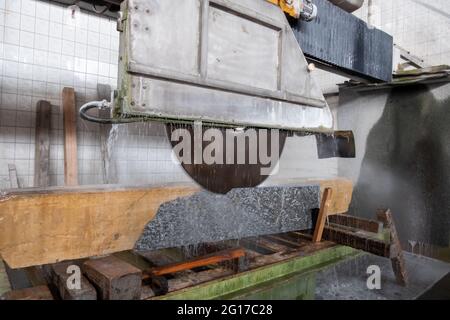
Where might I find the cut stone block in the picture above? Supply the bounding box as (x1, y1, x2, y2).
(135, 185, 320, 251)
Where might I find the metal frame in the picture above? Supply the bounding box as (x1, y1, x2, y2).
(114, 0, 333, 132)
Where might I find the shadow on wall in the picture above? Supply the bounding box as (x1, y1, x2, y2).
(350, 83, 450, 247)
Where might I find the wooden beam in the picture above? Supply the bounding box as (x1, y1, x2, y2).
(62, 88, 78, 186)
(377, 209, 408, 286)
(312, 188, 333, 242)
(34, 100, 51, 187)
(8, 164, 19, 189)
(83, 256, 142, 300)
(0, 185, 199, 269)
(143, 248, 245, 279)
(316, 179, 353, 214)
(328, 214, 383, 234)
(264, 235, 303, 248)
(322, 226, 391, 257)
(1, 285, 53, 300)
(46, 262, 97, 300)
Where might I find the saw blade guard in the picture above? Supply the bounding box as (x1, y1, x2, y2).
(105, 0, 334, 133)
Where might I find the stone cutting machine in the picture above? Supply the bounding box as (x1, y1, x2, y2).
(79, 0, 392, 192)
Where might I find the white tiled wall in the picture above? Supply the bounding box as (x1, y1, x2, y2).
(0, 0, 192, 189)
(0, 0, 120, 188)
(356, 0, 450, 66)
(1, 0, 449, 189)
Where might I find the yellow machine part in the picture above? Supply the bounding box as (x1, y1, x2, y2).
(267, 0, 300, 18)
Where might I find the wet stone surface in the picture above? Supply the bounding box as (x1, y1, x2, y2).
(315, 252, 450, 300)
(135, 185, 320, 251)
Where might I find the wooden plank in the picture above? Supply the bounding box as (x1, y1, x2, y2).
(62, 87, 78, 186)
(316, 179, 353, 214)
(312, 188, 333, 242)
(34, 101, 51, 187)
(0, 184, 199, 268)
(249, 237, 292, 253)
(46, 262, 97, 300)
(377, 209, 408, 286)
(8, 164, 19, 189)
(114, 251, 154, 271)
(328, 214, 383, 234)
(1, 285, 53, 300)
(167, 267, 234, 293)
(273, 178, 353, 214)
(264, 235, 303, 248)
(322, 226, 391, 257)
(83, 256, 142, 300)
(143, 248, 245, 279)
(239, 239, 278, 255)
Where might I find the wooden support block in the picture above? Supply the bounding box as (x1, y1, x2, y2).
(1, 285, 53, 300)
(322, 226, 391, 257)
(264, 235, 303, 248)
(143, 248, 246, 280)
(46, 262, 97, 300)
(8, 164, 19, 189)
(234, 239, 277, 255)
(0, 185, 199, 269)
(328, 214, 383, 234)
(312, 188, 333, 242)
(377, 209, 408, 286)
(62, 88, 78, 186)
(251, 237, 291, 253)
(34, 101, 51, 187)
(83, 256, 142, 300)
(316, 179, 353, 214)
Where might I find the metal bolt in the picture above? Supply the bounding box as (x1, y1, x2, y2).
(307, 63, 316, 72)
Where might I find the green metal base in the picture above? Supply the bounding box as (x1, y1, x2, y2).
(156, 246, 361, 300)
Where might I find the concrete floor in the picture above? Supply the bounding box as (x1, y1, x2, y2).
(315, 252, 450, 300)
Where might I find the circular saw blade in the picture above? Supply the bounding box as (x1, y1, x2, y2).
(166, 124, 287, 194)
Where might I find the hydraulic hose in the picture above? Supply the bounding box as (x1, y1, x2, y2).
(79, 101, 139, 124)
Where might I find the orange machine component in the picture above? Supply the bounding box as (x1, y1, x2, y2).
(266, 0, 301, 18)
